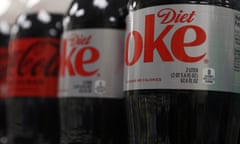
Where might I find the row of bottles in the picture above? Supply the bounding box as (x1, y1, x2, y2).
(2, 0, 128, 144)
(1, 0, 240, 144)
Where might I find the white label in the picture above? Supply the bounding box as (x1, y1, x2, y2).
(124, 4, 240, 93)
(59, 29, 125, 98)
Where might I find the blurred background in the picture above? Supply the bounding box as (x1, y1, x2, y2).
(0, 0, 72, 22)
(0, 0, 23, 23)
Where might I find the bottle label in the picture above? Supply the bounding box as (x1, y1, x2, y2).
(0, 47, 8, 98)
(59, 29, 124, 98)
(124, 4, 240, 93)
(7, 38, 60, 97)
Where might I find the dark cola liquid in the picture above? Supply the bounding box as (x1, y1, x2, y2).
(60, 98, 127, 144)
(6, 13, 63, 144)
(0, 26, 10, 144)
(125, 0, 240, 144)
(0, 99, 6, 144)
(126, 91, 240, 144)
(59, 0, 127, 144)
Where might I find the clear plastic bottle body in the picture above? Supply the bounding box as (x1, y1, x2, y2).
(125, 0, 240, 144)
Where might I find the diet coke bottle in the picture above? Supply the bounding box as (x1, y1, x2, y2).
(58, 0, 127, 143)
(124, 0, 240, 144)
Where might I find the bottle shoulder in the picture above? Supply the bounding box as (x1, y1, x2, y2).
(13, 13, 63, 39)
(64, 0, 126, 30)
(128, 0, 240, 11)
